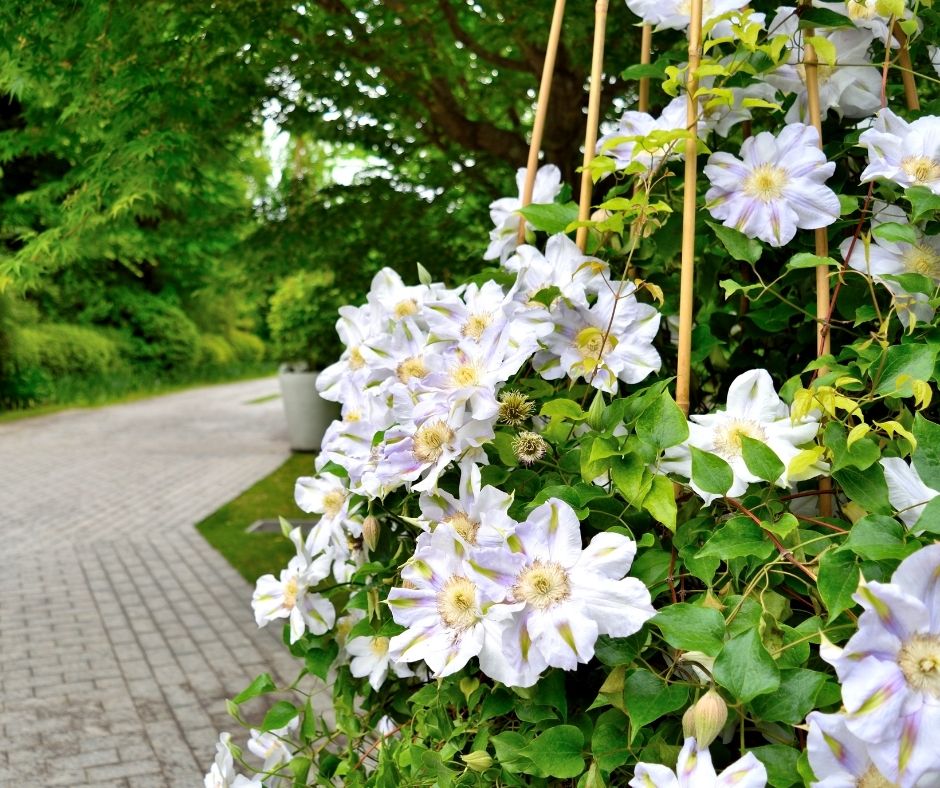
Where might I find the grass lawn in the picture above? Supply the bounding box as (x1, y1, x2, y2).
(197, 452, 318, 582)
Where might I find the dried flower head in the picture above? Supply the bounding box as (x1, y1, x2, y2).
(512, 431, 549, 465)
(498, 390, 536, 426)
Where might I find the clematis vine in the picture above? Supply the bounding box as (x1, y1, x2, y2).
(704, 123, 840, 246)
(484, 164, 563, 262)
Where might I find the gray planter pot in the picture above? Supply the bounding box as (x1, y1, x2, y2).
(277, 367, 339, 451)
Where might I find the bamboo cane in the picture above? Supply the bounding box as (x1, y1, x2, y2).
(576, 0, 610, 253)
(892, 22, 920, 112)
(803, 32, 834, 516)
(517, 0, 568, 244)
(675, 0, 704, 417)
(639, 25, 653, 113)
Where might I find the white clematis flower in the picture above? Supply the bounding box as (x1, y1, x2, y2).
(247, 718, 298, 784)
(480, 499, 655, 688)
(346, 633, 415, 691)
(485, 164, 563, 262)
(822, 543, 940, 787)
(806, 710, 902, 787)
(532, 286, 662, 393)
(251, 529, 336, 644)
(630, 737, 768, 787)
(764, 9, 882, 123)
(704, 123, 840, 247)
(840, 201, 940, 328)
(597, 97, 698, 175)
(204, 733, 263, 788)
(506, 233, 610, 311)
(881, 457, 940, 529)
(624, 0, 749, 31)
(387, 525, 523, 678)
(661, 369, 825, 504)
(860, 108, 940, 195)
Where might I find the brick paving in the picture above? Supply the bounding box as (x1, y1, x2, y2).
(0, 378, 316, 786)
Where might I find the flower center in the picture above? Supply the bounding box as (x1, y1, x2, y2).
(412, 420, 455, 463)
(283, 577, 299, 610)
(898, 633, 940, 698)
(345, 409, 361, 422)
(437, 576, 479, 631)
(903, 244, 940, 280)
(846, 0, 878, 20)
(743, 164, 789, 202)
(322, 490, 346, 518)
(575, 326, 616, 373)
(396, 356, 428, 383)
(901, 156, 940, 185)
(394, 299, 419, 318)
(462, 312, 493, 340)
(349, 347, 366, 370)
(513, 560, 571, 610)
(857, 766, 899, 788)
(449, 361, 481, 388)
(444, 511, 480, 544)
(370, 636, 390, 656)
(712, 418, 768, 460)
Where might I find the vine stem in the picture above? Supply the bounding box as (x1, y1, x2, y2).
(575, 0, 610, 252)
(725, 497, 819, 582)
(676, 0, 703, 417)
(517, 0, 567, 244)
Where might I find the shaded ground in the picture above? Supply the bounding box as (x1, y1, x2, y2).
(0, 377, 312, 786)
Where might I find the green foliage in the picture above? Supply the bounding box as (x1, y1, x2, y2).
(267, 270, 344, 369)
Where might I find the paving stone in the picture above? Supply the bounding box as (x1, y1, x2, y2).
(0, 378, 303, 785)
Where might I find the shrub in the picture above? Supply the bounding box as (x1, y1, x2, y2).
(266, 270, 344, 369)
(104, 289, 202, 371)
(197, 333, 237, 367)
(10, 323, 122, 377)
(225, 329, 266, 364)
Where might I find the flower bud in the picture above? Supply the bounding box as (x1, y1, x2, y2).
(460, 751, 493, 772)
(682, 688, 728, 748)
(362, 515, 380, 552)
(586, 390, 606, 431)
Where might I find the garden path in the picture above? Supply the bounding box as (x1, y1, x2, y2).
(0, 377, 317, 787)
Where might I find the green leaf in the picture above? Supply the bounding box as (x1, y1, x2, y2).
(915, 496, 940, 534)
(623, 669, 689, 743)
(763, 512, 799, 539)
(690, 446, 733, 496)
(305, 641, 339, 681)
(823, 422, 880, 472)
(749, 669, 828, 724)
(232, 673, 277, 705)
(713, 629, 780, 703)
(611, 454, 653, 506)
(905, 185, 940, 223)
(707, 221, 763, 264)
(798, 6, 855, 27)
(872, 221, 918, 246)
(875, 344, 938, 396)
(521, 725, 586, 778)
(914, 415, 940, 490)
(621, 62, 668, 80)
(751, 745, 801, 788)
(261, 701, 300, 732)
(530, 285, 562, 308)
(882, 272, 936, 297)
(541, 398, 585, 421)
(787, 252, 838, 270)
(838, 194, 858, 215)
(643, 474, 678, 531)
(492, 732, 533, 774)
(833, 465, 892, 515)
(817, 550, 859, 619)
(696, 516, 775, 561)
(840, 515, 913, 560)
(651, 603, 726, 656)
(592, 721, 631, 772)
(519, 202, 580, 235)
(740, 435, 784, 482)
(636, 392, 689, 450)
